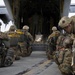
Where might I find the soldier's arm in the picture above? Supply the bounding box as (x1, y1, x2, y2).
(28, 33, 34, 42)
(56, 36, 62, 50)
(47, 35, 52, 43)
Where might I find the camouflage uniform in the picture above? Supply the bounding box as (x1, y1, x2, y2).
(58, 37, 73, 74)
(46, 26, 60, 60)
(54, 33, 68, 65)
(23, 25, 33, 56)
(18, 25, 33, 57)
(0, 31, 14, 67)
(7, 25, 20, 60)
(58, 16, 75, 74)
(23, 25, 33, 44)
(16, 29, 25, 57)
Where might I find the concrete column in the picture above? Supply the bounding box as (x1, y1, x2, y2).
(4, 0, 14, 22)
(62, 0, 71, 16)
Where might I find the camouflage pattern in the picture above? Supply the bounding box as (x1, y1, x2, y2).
(58, 16, 75, 74)
(56, 34, 66, 51)
(58, 50, 65, 64)
(58, 16, 71, 28)
(16, 29, 33, 57)
(57, 36, 72, 65)
(22, 29, 33, 56)
(16, 29, 27, 57)
(22, 25, 33, 43)
(23, 30, 34, 43)
(7, 25, 21, 60)
(0, 31, 14, 67)
(46, 30, 60, 60)
(4, 48, 14, 67)
(54, 34, 65, 65)
(59, 49, 72, 74)
(57, 36, 73, 74)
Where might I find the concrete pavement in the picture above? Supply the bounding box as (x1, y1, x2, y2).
(0, 51, 62, 75)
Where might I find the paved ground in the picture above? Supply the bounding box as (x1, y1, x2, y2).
(0, 51, 62, 75)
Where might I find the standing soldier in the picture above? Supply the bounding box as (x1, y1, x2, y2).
(46, 26, 60, 60)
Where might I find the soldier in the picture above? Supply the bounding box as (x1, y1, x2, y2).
(22, 25, 33, 43)
(58, 16, 75, 74)
(22, 25, 34, 56)
(46, 26, 60, 60)
(7, 25, 20, 60)
(0, 31, 14, 67)
(58, 16, 75, 58)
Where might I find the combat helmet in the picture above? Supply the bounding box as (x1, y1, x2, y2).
(52, 26, 57, 31)
(23, 25, 29, 30)
(9, 25, 16, 31)
(58, 16, 71, 28)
